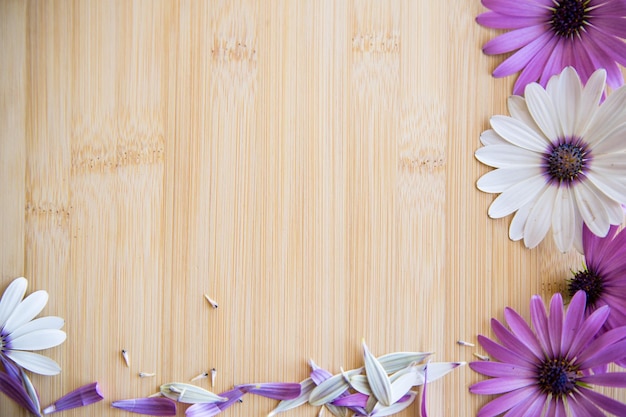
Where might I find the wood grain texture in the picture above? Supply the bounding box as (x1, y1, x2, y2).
(1, 1, 625, 416)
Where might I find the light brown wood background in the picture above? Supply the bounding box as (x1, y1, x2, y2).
(1, 1, 625, 416)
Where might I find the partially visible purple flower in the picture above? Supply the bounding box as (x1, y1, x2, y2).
(234, 382, 301, 400)
(0, 371, 41, 416)
(569, 223, 626, 366)
(111, 397, 177, 416)
(42, 382, 103, 414)
(477, 0, 626, 95)
(470, 291, 626, 416)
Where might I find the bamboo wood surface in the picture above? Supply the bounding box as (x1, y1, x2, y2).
(1, 1, 625, 416)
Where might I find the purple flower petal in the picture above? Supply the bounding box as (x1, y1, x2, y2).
(477, 335, 533, 367)
(579, 372, 626, 388)
(235, 383, 301, 400)
(469, 377, 536, 395)
(548, 293, 564, 356)
(476, 11, 544, 29)
(215, 388, 244, 411)
(566, 305, 611, 359)
(579, 339, 626, 370)
(111, 397, 177, 416)
(0, 371, 41, 416)
(185, 402, 221, 417)
(530, 294, 553, 356)
(560, 290, 586, 354)
(476, 386, 538, 417)
(503, 307, 544, 359)
(310, 368, 333, 385)
(483, 25, 545, 55)
(577, 386, 626, 415)
(43, 382, 103, 414)
(331, 392, 368, 408)
(469, 361, 535, 378)
(490, 318, 538, 362)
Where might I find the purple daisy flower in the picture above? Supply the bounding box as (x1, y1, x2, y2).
(568, 223, 626, 366)
(477, 0, 626, 95)
(470, 291, 626, 416)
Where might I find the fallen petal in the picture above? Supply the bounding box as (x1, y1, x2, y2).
(331, 392, 369, 408)
(309, 372, 354, 406)
(235, 382, 301, 400)
(43, 382, 103, 414)
(347, 374, 371, 395)
(371, 391, 417, 417)
(377, 352, 432, 373)
(160, 383, 227, 404)
(19, 370, 41, 415)
(112, 397, 177, 416)
(215, 388, 245, 411)
(362, 341, 392, 406)
(185, 402, 221, 417)
(268, 378, 316, 416)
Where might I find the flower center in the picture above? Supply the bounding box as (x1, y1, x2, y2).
(550, 0, 587, 38)
(537, 357, 577, 396)
(569, 268, 604, 307)
(545, 141, 587, 184)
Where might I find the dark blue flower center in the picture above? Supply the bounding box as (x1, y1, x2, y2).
(545, 141, 588, 184)
(569, 268, 604, 307)
(537, 358, 576, 396)
(551, 0, 587, 37)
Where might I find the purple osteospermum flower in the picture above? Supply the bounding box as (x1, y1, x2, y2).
(470, 291, 626, 416)
(477, 0, 626, 95)
(475, 66, 626, 252)
(568, 223, 626, 366)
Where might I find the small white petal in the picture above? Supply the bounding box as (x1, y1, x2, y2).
(551, 187, 576, 253)
(377, 352, 431, 374)
(576, 69, 606, 136)
(480, 129, 508, 146)
(416, 362, 465, 384)
(160, 382, 227, 404)
(370, 392, 417, 417)
(508, 96, 541, 133)
(490, 115, 549, 152)
(524, 82, 563, 141)
(572, 207, 584, 253)
(584, 82, 626, 145)
(0, 277, 27, 329)
(389, 368, 420, 404)
(362, 341, 392, 407)
(488, 175, 548, 218)
(3, 290, 48, 335)
(348, 374, 372, 395)
(554, 67, 581, 138)
(9, 316, 64, 340)
(9, 329, 66, 351)
(509, 201, 533, 241)
(523, 186, 557, 249)
(477, 167, 543, 193)
(593, 153, 626, 172)
(6, 350, 61, 375)
(573, 182, 610, 238)
(475, 144, 543, 169)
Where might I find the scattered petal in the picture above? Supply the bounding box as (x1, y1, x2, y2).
(268, 378, 316, 416)
(362, 341, 392, 406)
(160, 383, 227, 404)
(43, 382, 103, 414)
(235, 382, 301, 400)
(121, 349, 130, 368)
(112, 397, 177, 416)
(204, 294, 218, 309)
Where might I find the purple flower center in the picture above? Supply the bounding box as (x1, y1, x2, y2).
(545, 141, 588, 184)
(569, 267, 604, 307)
(550, 0, 587, 38)
(537, 358, 576, 396)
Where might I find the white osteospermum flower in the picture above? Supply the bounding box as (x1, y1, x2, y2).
(476, 67, 626, 253)
(0, 277, 66, 375)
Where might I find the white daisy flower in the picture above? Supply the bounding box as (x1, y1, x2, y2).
(476, 67, 626, 253)
(0, 277, 66, 375)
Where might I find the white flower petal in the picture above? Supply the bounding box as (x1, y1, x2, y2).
(8, 316, 64, 340)
(5, 350, 61, 375)
(593, 153, 626, 172)
(523, 186, 557, 249)
(551, 187, 576, 253)
(417, 362, 465, 384)
(377, 352, 431, 374)
(576, 69, 605, 136)
(0, 277, 27, 329)
(488, 175, 548, 218)
(586, 170, 626, 205)
(160, 382, 227, 404)
(477, 167, 543, 193)
(590, 122, 626, 154)
(584, 83, 626, 146)
(389, 369, 419, 404)
(507, 96, 542, 133)
(509, 201, 533, 241)
(2, 290, 48, 335)
(362, 341, 392, 407)
(370, 392, 417, 417)
(480, 129, 508, 146)
(572, 206, 584, 254)
(309, 371, 356, 406)
(9, 329, 66, 351)
(554, 67, 581, 139)
(490, 115, 549, 152)
(524, 82, 562, 141)
(348, 374, 372, 395)
(573, 182, 610, 238)
(475, 144, 543, 169)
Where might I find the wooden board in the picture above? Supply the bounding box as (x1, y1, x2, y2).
(1, 1, 625, 416)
